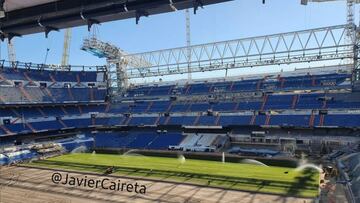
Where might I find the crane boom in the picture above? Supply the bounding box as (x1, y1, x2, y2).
(301, 0, 360, 4)
(61, 28, 72, 66)
(81, 37, 151, 68)
(7, 40, 16, 62)
(186, 9, 192, 81)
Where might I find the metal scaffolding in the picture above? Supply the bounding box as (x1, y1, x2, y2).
(354, 26, 360, 85)
(107, 24, 356, 93)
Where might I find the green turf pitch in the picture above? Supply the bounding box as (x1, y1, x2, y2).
(29, 153, 319, 197)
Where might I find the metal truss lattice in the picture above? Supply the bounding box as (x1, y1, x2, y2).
(109, 24, 354, 80)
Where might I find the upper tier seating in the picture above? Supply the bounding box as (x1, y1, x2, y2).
(0, 87, 107, 103)
(109, 92, 360, 114)
(126, 72, 350, 98)
(0, 66, 107, 104)
(0, 68, 98, 82)
(0, 104, 107, 118)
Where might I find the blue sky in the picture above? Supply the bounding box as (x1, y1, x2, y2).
(0, 0, 351, 67)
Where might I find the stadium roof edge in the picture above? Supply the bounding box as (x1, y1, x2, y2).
(0, 0, 233, 38)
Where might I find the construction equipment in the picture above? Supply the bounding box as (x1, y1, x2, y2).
(61, 28, 72, 66)
(186, 8, 192, 81)
(81, 37, 151, 68)
(301, 0, 360, 5)
(81, 36, 152, 90)
(7, 39, 16, 62)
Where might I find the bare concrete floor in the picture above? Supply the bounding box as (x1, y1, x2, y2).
(0, 166, 314, 203)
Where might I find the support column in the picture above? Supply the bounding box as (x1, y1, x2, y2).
(353, 26, 360, 89)
(107, 58, 129, 97)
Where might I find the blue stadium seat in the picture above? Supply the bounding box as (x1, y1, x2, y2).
(213, 102, 237, 112)
(270, 115, 310, 127)
(128, 117, 157, 126)
(42, 106, 66, 116)
(63, 118, 92, 128)
(128, 132, 157, 148)
(170, 104, 189, 112)
(81, 105, 107, 113)
(254, 115, 266, 125)
(108, 103, 130, 113)
(148, 101, 170, 112)
(30, 120, 63, 131)
(107, 117, 124, 125)
(0, 109, 17, 117)
(265, 95, 293, 110)
(130, 102, 150, 113)
(148, 133, 184, 149)
(296, 94, 324, 109)
(237, 102, 262, 110)
(219, 115, 251, 126)
(190, 103, 210, 112)
(4, 123, 32, 133)
(94, 132, 137, 148)
(323, 115, 360, 127)
(168, 116, 195, 125)
(198, 116, 217, 125)
(94, 118, 110, 125)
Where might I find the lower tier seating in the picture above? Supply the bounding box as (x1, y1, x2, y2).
(1, 113, 359, 137)
(94, 131, 184, 150)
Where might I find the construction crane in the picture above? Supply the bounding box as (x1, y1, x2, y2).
(81, 37, 151, 67)
(302, 0, 358, 28)
(61, 28, 72, 66)
(302, 0, 360, 82)
(7, 40, 16, 62)
(81, 36, 152, 89)
(301, 0, 360, 5)
(301, 0, 357, 50)
(344, 0, 355, 42)
(186, 8, 192, 81)
(301, 0, 358, 25)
